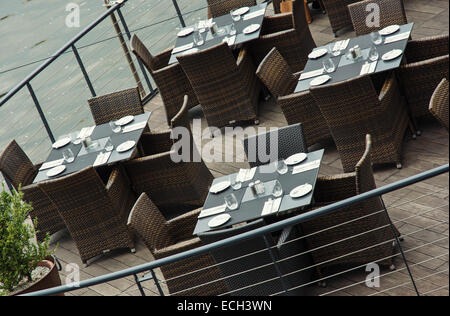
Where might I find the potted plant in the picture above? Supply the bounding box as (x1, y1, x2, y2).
(0, 187, 62, 296)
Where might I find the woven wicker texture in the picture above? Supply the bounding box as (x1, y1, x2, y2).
(405, 34, 449, 64)
(128, 193, 227, 296)
(321, 0, 361, 35)
(310, 73, 409, 172)
(302, 135, 397, 275)
(251, 0, 316, 73)
(0, 139, 36, 189)
(130, 34, 199, 124)
(177, 43, 261, 128)
(38, 167, 135, 264)
(348, 0, 407, 36)
(206, 0, 257, 18)
(429, 78, 449, 131)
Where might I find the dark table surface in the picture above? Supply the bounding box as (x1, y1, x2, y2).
(193, 149, 324, 235)
(295, 23, 414, 93)
(168, 2, 268, 65)
(33, 112, 151, 183)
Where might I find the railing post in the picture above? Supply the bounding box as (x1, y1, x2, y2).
(263, 234, 290, 295)
(72, 44, 96, 97)
(172, 0, 186, 27)
(26, 82, 55, 143)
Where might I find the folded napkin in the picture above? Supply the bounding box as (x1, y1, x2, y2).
(78, 126, 95, 139)
(198, 204, 227, 219)
(122, 121, 147, 133)
(300, 68, 324, 80)
(243, 9, 265, 20)
(222, 35, 236, 46)
(39, 158, 64, 171)
(384, 31, 410, 44)
(93, 151, 111, 167)
(339, 39, 350, 50)
(292, 159, 321, 175)
(360, 60, 377, 75)
(172, 42, 194, 54)
(236, 167, 257, 182)
(261, 197, 282, 216)
(198, 19, 213, 29)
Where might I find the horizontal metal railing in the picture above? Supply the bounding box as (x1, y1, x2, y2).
(23, 164, 449, 296)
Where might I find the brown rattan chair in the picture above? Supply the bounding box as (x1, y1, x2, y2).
(127, 193, 227, 296)
(429, 78, 449, 132)
(310, 72, 410, 172)
(206, 0, 256, 18)
(38, 167, 136, 265)
(177, 43, 261, 128)
(130, 34, 199, 124)
(301, 134, 398, 278)
(348, 0, 407, 36)
(405, 34, 449, 64)
(251, 0, 316, 73)
(256, 48, 332, 147)
(321, 0, 361, 37)
(0, 140, 65, 241)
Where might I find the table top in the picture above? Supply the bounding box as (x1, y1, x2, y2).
(33, 112, 151, 184)
(295, 23, 414, 93)
(193, 149, 324, 235)
(168, 2, 268, 65)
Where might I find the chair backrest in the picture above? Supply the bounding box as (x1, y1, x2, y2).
(199, 219, 286, 296)
(88, 87, 144, 125)
(429, 78, 449, 131)
(355, 134, 376, 195)
(207, 0, 257, 18)
(348, 0, 407, 36)
(0, 140, 36, 189)
(130, 34, 166, 73)
(243, 123, 308, 168)
(170, 95, 190, 131)
(256, 48, 298, 98)
(292, 0, 315, 46)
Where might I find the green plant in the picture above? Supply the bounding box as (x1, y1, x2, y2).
(0, 187, 53, 295)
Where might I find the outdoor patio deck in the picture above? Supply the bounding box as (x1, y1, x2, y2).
(51, 0, 448, 296)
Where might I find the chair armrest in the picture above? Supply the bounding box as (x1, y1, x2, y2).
(140, 130, 173, 155)
(151, 47, 174, 70)
(314, 173, 357, 203)
(405, 34, 449, 63)
(154, 237, 203, 258)
(378, 72, 403, 110)
(167, 208, 202, 241)
(261, 13, 293, 35)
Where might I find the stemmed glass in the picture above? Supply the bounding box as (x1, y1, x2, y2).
(272, 180, 283, 198)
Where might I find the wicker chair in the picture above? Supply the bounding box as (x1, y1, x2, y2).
(251, 0, 316, 73)
(38, 167, 136, 265)
(321, 0, 361, 36)
(256, 48, 332, 147)
(243, 123, 308, 167)
(429, 78, 449, 132)
(301, 135, 398, 277)
(130, 34, 198, 124)
(348, 0, 407, 36)
(206, 0, 256, 18)
(405, 34, 449, 64)
(0, 140, 65, 241)
(127, 193, 227, 296)
(177, 43, 261, 128)
(125, 150, 214, 220)
(310, 72, 410, 172)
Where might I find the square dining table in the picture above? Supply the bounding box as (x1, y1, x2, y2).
(168, 2, 268, 65)
(295, 23, 414, 93)
(193, 149, 324, 235)
(32, 112, 151, 184)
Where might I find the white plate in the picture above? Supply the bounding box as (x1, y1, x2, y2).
(310, 75, 331, 86)
(232, 6, 250, 16)
(52, 137, 71, 149)
(382, 49, 403, 61)
(177, 27, 195, 37)
(209, 181, 231, 194)
(285, 153, 308, 166)
(47, 165, 66, 178)
(117, 140, 136, 153)
(379, 24, 400, 36)
(208, 213, 231, 228)
(290, 184, 313, 198)
(115, 115, 134, 126)
(308, 48, 327, 59)
(243, 24, 261, 34)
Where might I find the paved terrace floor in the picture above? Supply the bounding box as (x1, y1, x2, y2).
(53, 0, 449, 296)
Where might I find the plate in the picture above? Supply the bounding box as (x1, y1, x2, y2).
(382, 49, 403, 61)
(177, 27, 195, 37)
(308, 48, 327, 59)
(290, 183, 313, 198)
(47, 165, 66, 178)
(209, 181, 231, 194)
(52, 137, 71, 149)
(208, 213, 231, 228)
(285, 153, 308, 166)
(310, 75, 331, 86)
(232, 6, 250, 16)
(117, 140, 136, 153)
(379, 24, 400, 36)
(115, 115, 134, 126)
(243, 24, 261, 35)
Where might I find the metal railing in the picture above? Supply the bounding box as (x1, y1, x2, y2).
(23, 164, 449, 296)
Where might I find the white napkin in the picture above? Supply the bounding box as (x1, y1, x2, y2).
(300, 68, 324, 80)
(93, 151, 111, 167)
(261, 197, 282, 216)
(339, 39, 350, 50)
(222, 35, 236, 46)
(198, 204, 227, 219)
(236, 167, 257, 182)
(173, 42, 194, 54)
(292, 159, 321, 175)
(39, 158, 64, 171)
(384, 31, 410, 44)
(243, 9, 265, 20)
(198, 19, 212, 29)
(360, 60, 378, 75)
(78, 126, 95, 139)
(122, 121, 147, 133)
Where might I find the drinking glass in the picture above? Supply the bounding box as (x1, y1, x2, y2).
(229, 23, 237, 36)
(328, 43, 341, 57)
(69, 131, 81, 145)
(229, 175, 242, 190)
(231, 11, 241, 22)
(225, 193, 239, 210)
(110, 121, 121, 133)
(272, 180, 283, 198)
(62, 148, 75, 163)
(322, 58, 336, 73)
(193, 31, 204, 46)
(276, 160, 288, 175)
(105, 138, 114, 152)
(370, 31, 383, 45)
(368, 45, 379, 62)
(197, 17, 206, 33)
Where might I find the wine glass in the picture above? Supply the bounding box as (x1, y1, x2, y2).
(272, 180, 283, 198)
(229, 22, 237, 36)
(104, 138, 114, 152)
(368, 45, 379, 62)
